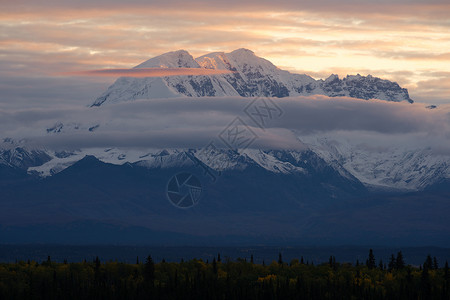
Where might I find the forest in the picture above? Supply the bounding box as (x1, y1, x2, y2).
(0, 250, 449, 299)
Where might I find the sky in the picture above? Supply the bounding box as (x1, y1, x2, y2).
(0, 0, 449, 109)
(0, 0, 450, 154)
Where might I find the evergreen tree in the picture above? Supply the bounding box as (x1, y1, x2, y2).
(445, 261, 449, 280)
(144, 255, 155, 283)
(406, 267, 413, 282)
(444, 261, 450, 298)
(424, 255, 433, 270)
(300, 256, 304, 264)
(396, 251, 405, 269)
(278, 253, 283, 265)
(433, 256, 438, 270)
(217, 253, 221, 262)
(212, 258, 217, 275)
(388, 254, 396, 272)
(94, 256, 101, 283)
(95, 256, 100, 270)
(421, 260, 431, 298)
(329, 256, 336, 270)
(367, 249, 376, 269)
(379, 259, 383, 270)
(250, 254, 254, 264)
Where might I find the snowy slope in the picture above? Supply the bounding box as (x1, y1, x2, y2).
(0, 138, 52, 169)
(301, 136, 450, 191)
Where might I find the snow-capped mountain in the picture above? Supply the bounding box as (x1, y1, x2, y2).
(91, 49, 412, 106)
(0, 48, 445, 193)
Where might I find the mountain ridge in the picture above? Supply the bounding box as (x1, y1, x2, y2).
(2, 137, 448, 193)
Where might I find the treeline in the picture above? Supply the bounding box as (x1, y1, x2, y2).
(0, 250, 449, 299)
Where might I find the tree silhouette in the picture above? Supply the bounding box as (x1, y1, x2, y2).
(424, 255, 433, 270)
(388, 254, 395, 272)
(433, 257, 438, 270)
(278, 253, 283, 265)
(212, 258, 217, 275)
(144, 255, 155, 284)
(421, 259, 431, 298)
(367, 249, 376, 269)
(396, 251, 405, 269)
(378, 259, 383, 270)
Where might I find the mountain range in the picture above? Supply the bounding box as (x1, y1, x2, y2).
(1, 49, 448, 246)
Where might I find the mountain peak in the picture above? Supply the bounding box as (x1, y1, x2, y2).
(230, 48, 255, 55)
(134, 49, 199, 69)
(324, 74, 339, 83)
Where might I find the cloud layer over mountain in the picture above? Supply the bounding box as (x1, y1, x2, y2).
(1, 96, 449, 153)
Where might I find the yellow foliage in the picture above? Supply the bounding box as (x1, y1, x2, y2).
(257, 274, 277, 283)
(363, 277, 373, 288)
(327, 270, 335, 280)
(384, 273, 394, 282)
(218, 269, 227, 279)
(289, 278, 297, 286)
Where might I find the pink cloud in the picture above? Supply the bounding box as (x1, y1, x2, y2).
(66, 68, 234, 77)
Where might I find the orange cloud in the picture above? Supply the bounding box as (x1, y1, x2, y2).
(67, 68, 234, 77)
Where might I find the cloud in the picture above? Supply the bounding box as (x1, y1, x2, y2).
(409, 76, 450, 104)
(2, 1, 449, 18)
(67, 68, 234, 78)
(1, 96, 449, 154)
